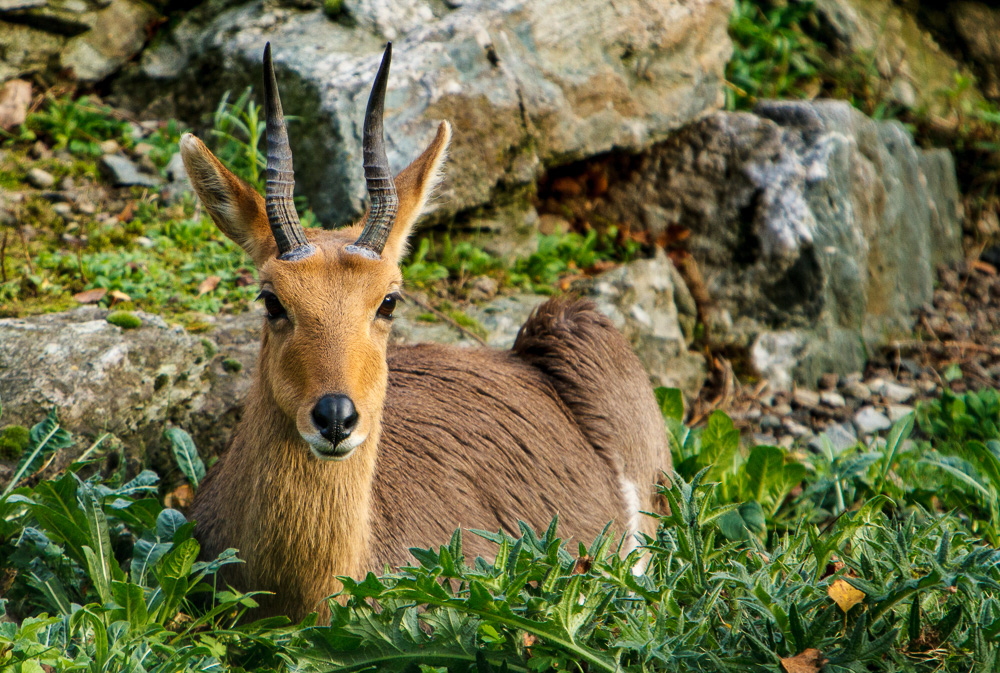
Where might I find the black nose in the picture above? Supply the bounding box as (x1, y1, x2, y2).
(311, 394, 359, 446)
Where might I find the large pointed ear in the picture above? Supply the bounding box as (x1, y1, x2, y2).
(381, 121, 451, 263)
(179, 133, 276, 266)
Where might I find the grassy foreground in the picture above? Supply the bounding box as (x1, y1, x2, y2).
(1, 388, 999, 672)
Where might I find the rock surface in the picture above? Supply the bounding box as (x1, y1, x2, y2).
(0, 0, 159, 82)
(598, 100, 964, 388)
(0, 258, 699, 467)
(812, 0, 983, 115)
(115, 0, 733, 226)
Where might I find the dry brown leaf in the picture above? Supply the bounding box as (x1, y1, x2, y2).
(73, 288, 107, 304)
(117, 202, 137, 223)
(522, 633, 537, 648)
(573, 555, 593, 575)
(164, 483, 194, 510)
(972, 259, 997, 276)
(828, 578, 866, 613)
(197, 275, 221, 295)
(0, 79, 31, 131)
(780, 648, 826, 673)
(109, 289, 131, 305)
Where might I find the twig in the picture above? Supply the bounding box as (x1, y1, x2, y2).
(403, 291, 487, 346)
(16, 210, 34, 275)
(1, 229, 8, 283)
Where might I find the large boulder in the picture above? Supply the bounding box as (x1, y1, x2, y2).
(0, 258, 698, 472)
(0, 0, 159, 82)
(114, 0, 733, 226)
(597, 100, 964, 388)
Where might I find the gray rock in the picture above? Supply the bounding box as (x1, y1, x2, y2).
(600, 100, 963, 389)
(760, 414, 781, 431)
(820, 391, 846, 408)
(0, 0, 159, 82)
(0, 307, 260, 473)
(114, 0, 732, 226)
(26, 167, 55, 188)
(854, 406, 892, 435)
(99, 154, 162, 187)
(586, 253, 706, 394)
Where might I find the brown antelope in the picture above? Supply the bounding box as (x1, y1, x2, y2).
(181, 43, 672, 620)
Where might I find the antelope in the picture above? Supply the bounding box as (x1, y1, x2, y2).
(182, 42, 672, 621)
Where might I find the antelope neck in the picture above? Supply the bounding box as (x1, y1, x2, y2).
(233, 376, 383, 581)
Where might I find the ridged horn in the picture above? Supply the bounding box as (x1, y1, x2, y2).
(347, 43, 398, 259)
(263, 42, 313, 260)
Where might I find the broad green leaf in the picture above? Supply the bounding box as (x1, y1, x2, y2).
(655, 387, 685, 421)
(165, 426, 205, 488)
(2, 409, 73, 498)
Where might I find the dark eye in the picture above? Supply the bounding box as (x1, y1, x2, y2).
(377, 293, 399, 320)
(258, 291, 287, 321)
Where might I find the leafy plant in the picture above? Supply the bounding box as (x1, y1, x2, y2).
(13, 95, 134, 156)
(211, 87, 268, 194)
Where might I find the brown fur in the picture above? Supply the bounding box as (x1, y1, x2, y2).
(182, 119, 671, 622)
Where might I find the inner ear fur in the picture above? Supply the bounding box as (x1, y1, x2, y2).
(180, 133, 276, 265)
(382, 121, 451, 263)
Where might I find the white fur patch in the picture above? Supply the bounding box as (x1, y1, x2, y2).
(619, 475, 642, 560)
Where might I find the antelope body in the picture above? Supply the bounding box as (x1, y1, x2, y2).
(183, 44, 672, 621)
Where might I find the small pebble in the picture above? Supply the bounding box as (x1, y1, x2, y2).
(772, 403, 793, 417)
(819, 373, 839, 390)
(854, 406, 892, 435)
(841, 380, 871, 400)
(782, 418, 812, 437)
(52, 203, 72, 217)
(100, 139, 120, 154)
(887, 404, 915, 423)
(58, 176, 75, 191)
(760, 414, 781, 431)
(874, 380, 916, 403)
(26, 167, 55, 188)
(76, 200, 96, 215)
(793, 388, 820, 408)
(135, 236, 155, 248)
(820, 391, 846, 408)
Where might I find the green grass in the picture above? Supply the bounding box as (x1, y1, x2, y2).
(1, 387, 998, 671)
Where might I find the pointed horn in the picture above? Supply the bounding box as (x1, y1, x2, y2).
(348, 43, 398, 258)
(263, 42, 312, 260)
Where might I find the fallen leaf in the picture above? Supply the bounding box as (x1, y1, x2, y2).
(164, 483, 194, 509)
(117, 202, 136, 222)
(198, 275, 221, 295)
(522, 633, 537, 648)
(828, 578, 866, 613)
(781, 648, 826, 673)
(235, 268, 255, 287)
(573, 555, 592, 575)
(109, 290, 131, 305)
(0, 79, 31, 131)
(73, 288, 107, 304)
(972, 260, 997, 276)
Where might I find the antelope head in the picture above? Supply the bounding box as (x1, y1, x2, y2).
(180, 43, 451, 461)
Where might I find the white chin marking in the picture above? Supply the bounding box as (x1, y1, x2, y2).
(301, 430, 368, 461)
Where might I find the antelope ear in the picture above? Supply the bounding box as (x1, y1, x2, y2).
(382, 121, 451, 263)
(180, 133, 276, 266)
